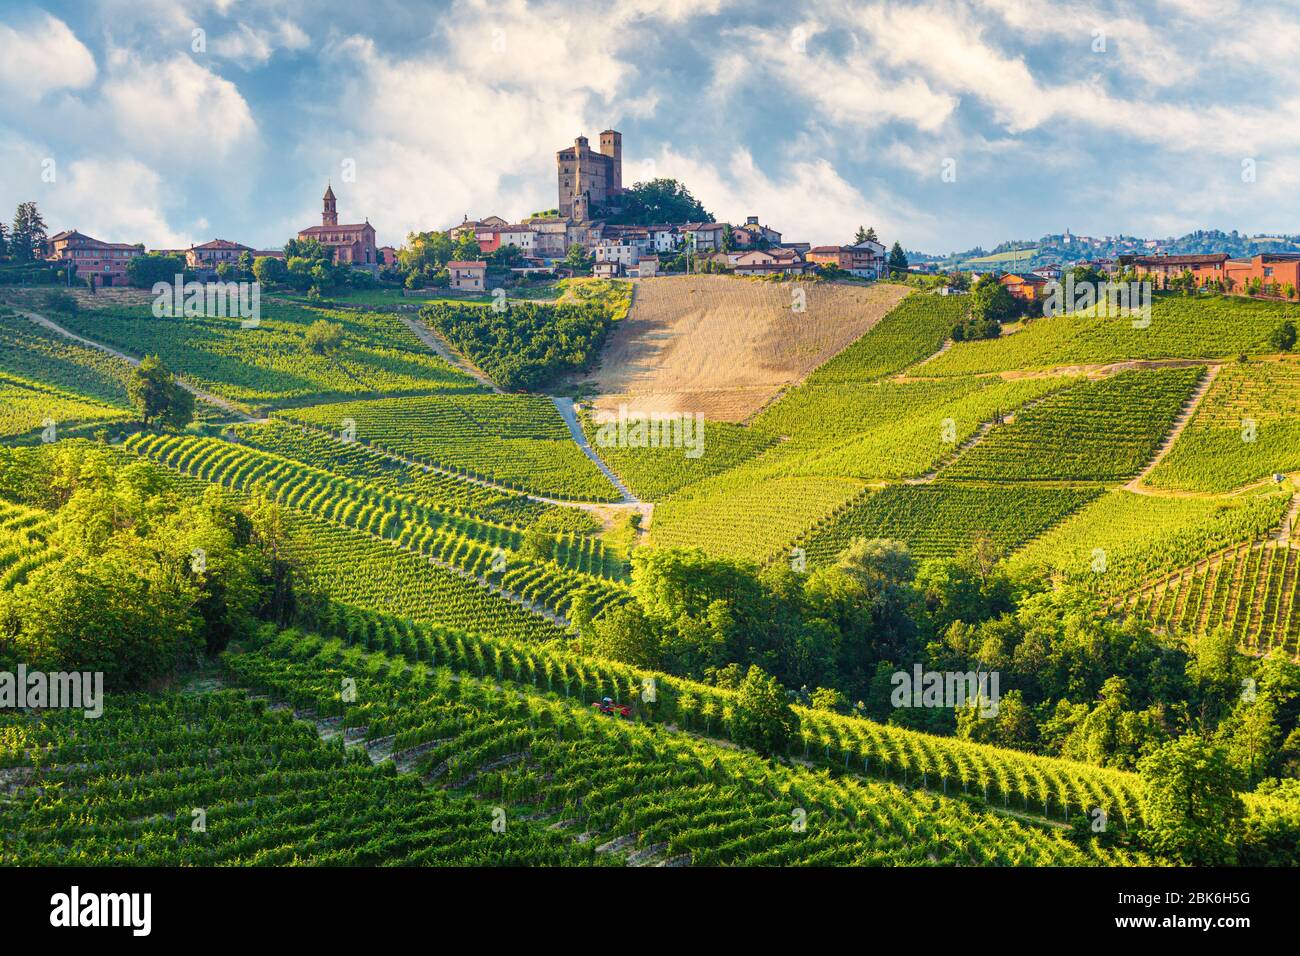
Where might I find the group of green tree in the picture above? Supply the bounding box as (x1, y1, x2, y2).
(421, 299, 609, 391)
(581, 538, 1300, 833)
(0, 443, 318, 689)
(0, 201, 50, 263)
(595, 178, 712, 226)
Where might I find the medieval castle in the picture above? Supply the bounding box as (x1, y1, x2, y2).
(556, 130, 622, 220)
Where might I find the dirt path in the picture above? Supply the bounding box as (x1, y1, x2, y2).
(18, 308, 255, 422)
(1126, 364, 1220, 493)
(399, 316, 502, 393)
(550, 397, 644, 508)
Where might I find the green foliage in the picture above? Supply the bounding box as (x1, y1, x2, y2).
(302, 319, 344, 355)
(599, 178, 711, 225)
(1138, 734, 1246, 865)
(421, 299, 610, 392)
(126, 254, 185, 289)
(127, 355, 194, 429)
(732, 665, 799, 756)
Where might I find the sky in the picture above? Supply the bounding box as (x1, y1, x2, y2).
(2, 0, 1298, 254)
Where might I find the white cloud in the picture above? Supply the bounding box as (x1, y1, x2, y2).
(0, 14, 96, 102)
(652, 145, 933, 247)
(212, 20, 310, 69)
(100, 52, 257, 163)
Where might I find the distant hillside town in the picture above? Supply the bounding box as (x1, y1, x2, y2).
(0, 130, 898, 293)
(2, 131, 1298, 303)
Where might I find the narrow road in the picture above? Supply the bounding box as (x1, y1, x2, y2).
(399, 316, 502, 393)
(1126, 364, 1220, 493)
(18, 308, 255, 422)
(550, 397, 643, 507)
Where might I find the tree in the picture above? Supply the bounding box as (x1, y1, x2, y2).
(252, 256, 287, 286)
(10, 201, 49, 262)
(237, 250, 253, 277)
(1268, 320, 1297, 352)
(126, 253, 185, 289)
(127, 355, 193, 429)
(564, 243, 593, 273)
(600, 178, 711, 225)
(731, 665, 798, 756)
(490, 243, 525, 270)
(854, 225, 878, 245)
(1137, 734, 1245, 865)
(303, 319, 344, 355)
(587, 603, 661, 668)
(886, 241, 908, 276)
(283, 236, 331, 261)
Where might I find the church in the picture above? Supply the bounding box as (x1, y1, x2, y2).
(297, 185, 378, 270)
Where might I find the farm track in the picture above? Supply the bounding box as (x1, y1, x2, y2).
(550, 397, 644, 508)
(398, 316, 503, 394)
(17, 309, 255, 421)
(1126, 364, 1219, 493)
(398, 314, 645, 514)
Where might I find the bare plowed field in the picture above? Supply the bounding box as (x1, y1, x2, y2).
(580, 276, 909, 422)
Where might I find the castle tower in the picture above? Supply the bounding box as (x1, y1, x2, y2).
(599, 130, 622, 194)
(322, 184, 338, 227)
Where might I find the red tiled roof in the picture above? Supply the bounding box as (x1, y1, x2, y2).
(447, 261, 487, 269)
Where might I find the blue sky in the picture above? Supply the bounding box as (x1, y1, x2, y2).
(2, 0, 1297, 254)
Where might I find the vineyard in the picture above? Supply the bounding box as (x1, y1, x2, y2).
(1145, 357, 1300, 492)
(921, 294, 1290, 377)
(1008, 487, 1291, 595)
(49, 301, 481, 411)
(802, 483, 1100, 565)
(1111, 540, 1300, 658)
(274, 394, 620, 501)
(0, 373, 130, 441)
(941, 367, 1204, 481)
(4, 276, 1300, 873)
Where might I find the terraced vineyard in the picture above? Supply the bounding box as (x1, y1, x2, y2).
(216, 629, 1153, 865)
(0, 500, 61, 591)
(579, 413, 778, 500)
(922, 294, 1290, 377)
(1009, 487, 1290, 595)
(226, 419, 592, 530)
(1113, 540, 1300, 657)
(0, 692, 596, 866)
(1146, 357, 1300, 492)
(275, 394, 619, 501)
(50, 301, 480, 410)
(942, 367, 1204, 481)
(802, 483, 1100, 565)
(0, 373, 129, 441)
(0, 308, 133, 406)
(123, 431, 628, 623)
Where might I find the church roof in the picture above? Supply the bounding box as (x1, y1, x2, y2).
(323, 184, 336, 200)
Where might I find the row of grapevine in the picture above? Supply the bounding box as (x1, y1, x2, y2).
(222, 632, 1149, 866)
(942, 367, 1205, 482)
(1114, 540, 1300, 658)
(0, 692, 595, 866)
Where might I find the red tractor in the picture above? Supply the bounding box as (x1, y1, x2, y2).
(592, 697, 632, 718)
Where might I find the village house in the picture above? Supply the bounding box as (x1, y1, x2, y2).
(1118, 253, 1229, 288)
(683, 222, 728, 253)
(379, 246, 400, 270)
(46, 230, 144, 286)
(1000, 272, 1048, 301)
(733, 258, 814, 277)
(447, 260, 487, 291)
(186, 239, 283, 274)
(1224, 253, 1300, 296)
(805, 241, 886, 278)
(297, 185, 379, 270)
(731, 216, 782, 247)
(628, 255, 658, 278)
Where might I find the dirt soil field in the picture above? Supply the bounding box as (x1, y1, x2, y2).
(579, 275, 910, 422)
